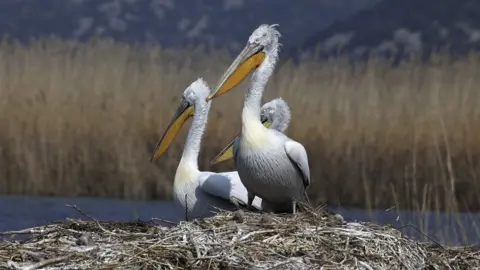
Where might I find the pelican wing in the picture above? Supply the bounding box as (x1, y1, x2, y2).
(198, 172, 262, 210)
(284, 141, 311, 188)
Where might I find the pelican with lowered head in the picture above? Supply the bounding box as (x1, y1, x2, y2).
(210, 97, 292, 165)
(150, 78, 262, 220)
(206, 24, 312, 214)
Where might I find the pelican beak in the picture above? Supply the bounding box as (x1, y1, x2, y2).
(206, 42, 265, 101)
(150, 99, 194, 162)
(260, 114, 272, 129)
(210, 116, 272, 165)
(210, 136, 237, 165)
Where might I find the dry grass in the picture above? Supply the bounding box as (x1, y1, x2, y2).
(1, 207, 478, 269)
(0, 37, 480, 213)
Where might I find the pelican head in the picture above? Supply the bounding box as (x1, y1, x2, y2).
(260, 98, 291, 132)
(150, 78, 210, 162)
(206, 24, 281, 101)
(210, 97, 291, 165)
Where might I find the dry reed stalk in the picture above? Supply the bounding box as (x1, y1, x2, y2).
(0, 38, 479, 214)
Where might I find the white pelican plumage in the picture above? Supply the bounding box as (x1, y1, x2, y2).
(206, 24, 312, 214)
(150, 78, 262, 220)
(210, 98, 291, 165)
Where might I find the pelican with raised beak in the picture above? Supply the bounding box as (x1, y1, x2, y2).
(206, 24, 311, 213)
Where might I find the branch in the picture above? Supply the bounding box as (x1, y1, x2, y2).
(65, 204, 117, 236)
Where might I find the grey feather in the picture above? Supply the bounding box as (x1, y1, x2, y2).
(284, 141, 310, 188)
(234, 130, 311, 213)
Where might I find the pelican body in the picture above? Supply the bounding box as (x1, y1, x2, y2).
(150, 78, 261, 220)
(206, 24, 311, 214)
(211, 98, 291, 165)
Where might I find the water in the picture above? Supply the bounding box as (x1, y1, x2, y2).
(1, 195, 479, 246)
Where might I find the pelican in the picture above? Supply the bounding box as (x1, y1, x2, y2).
(206, 24, 311, 214)
(150, 78, 262, 220)
(210, 98, 291, 165)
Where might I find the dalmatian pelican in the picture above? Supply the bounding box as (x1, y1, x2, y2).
(205, 24, 312, 214)
(150, 78, 262, 220)
(210, 98, 291, 165)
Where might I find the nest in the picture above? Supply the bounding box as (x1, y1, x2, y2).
(0, 205, 479, 270)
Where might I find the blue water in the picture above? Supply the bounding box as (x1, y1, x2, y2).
(1, 195, 479, 246)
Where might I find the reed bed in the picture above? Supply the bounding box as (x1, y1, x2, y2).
(0, 37, 480, 213)
(1, 206, 478, 269)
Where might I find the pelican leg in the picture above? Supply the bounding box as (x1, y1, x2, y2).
(292, 200, 297, 215)
(247, 192, 254, 206)
(185, 194, 189, 221)
(230, 196, 242, 209)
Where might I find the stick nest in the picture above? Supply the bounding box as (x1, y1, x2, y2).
(0, 206, 479, 270)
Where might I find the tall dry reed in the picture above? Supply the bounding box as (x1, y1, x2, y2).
(0, 37, 479, 213)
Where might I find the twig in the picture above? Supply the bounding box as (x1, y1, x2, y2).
(188, 232, 201, 258)
(265, 260, 294, 270)
(151, 218, 178, 226)
(380, 206, 396, 214)
(22, 254, 74, 270)
(65, 204, 117, 236)
(358, 261, 374, 270)
(239, 230, 277, 241)
(19, 250, 45, 261)
(0, 226, 55, 236)
(397, 222, 444, 249)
